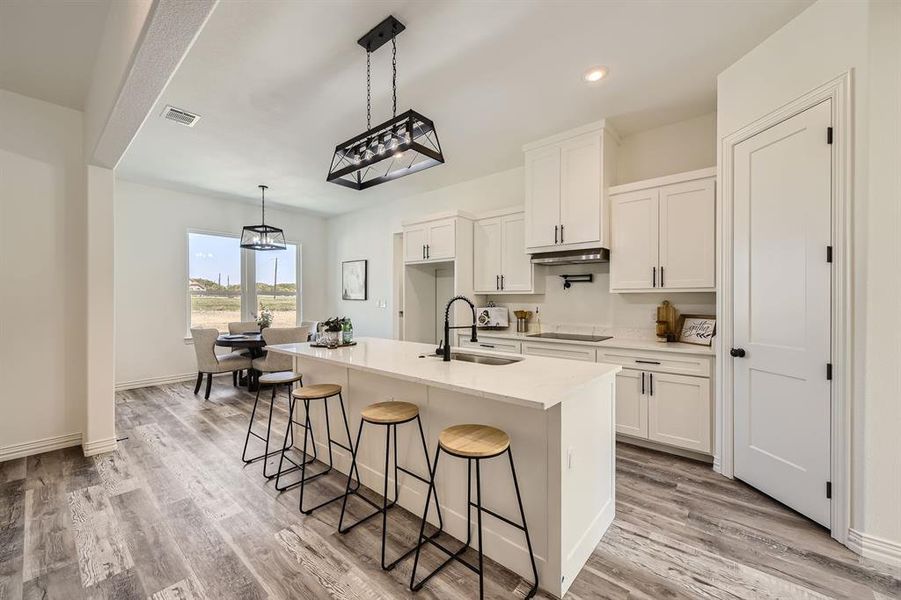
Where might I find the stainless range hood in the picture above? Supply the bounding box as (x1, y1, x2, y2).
(530, 248, 609, 265)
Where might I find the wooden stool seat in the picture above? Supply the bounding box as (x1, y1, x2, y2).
(361, 401, 419, 424)
(257, 371, 303, 385)
(438, 424, 510, 458)
(292, 383, 341, 400)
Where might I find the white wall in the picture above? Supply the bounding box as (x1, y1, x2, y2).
(0, 90, 86, 458)
(114, 180, 328, 387)
(717, 0, 901, 555)
(617, 112, 716, 184)
(326, 115, 717, 339)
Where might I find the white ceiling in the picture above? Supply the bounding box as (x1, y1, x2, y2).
(0, 0, 111, 110)
(117, 0, 811, 216)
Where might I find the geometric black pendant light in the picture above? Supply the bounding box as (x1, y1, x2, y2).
(240, 184, 286, 251)
(327, 16, 444, 190)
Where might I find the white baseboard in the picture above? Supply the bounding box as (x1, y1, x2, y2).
(0, 432, 82, 462)
(617, 435, 714, 465)
(115, 372, 197, 391)
(82, 435, 118, 457)
(847, 528, 901, 567)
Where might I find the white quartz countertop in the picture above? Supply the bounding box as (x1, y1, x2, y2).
(267, 337, 620, 410)
(470, 331, 716, 356)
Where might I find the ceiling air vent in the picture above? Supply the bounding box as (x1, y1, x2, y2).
(161, 105, 200, 127)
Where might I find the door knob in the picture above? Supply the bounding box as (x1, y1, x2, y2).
(730, 348, 747, 358)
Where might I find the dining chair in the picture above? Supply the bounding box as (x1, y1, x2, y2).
(251, 326, 310, 375)
(228, 321, 260, 382)
(190, 327, 252, 400)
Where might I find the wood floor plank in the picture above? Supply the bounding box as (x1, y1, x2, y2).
(4, 380, 900, 600)
(0, 480, 26, 600)
(108, 488, 191, 596)
(161, 498, 265, 600)
(67, 485, 134, 587)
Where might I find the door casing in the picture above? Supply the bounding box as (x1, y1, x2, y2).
(717, 72, 852, 545)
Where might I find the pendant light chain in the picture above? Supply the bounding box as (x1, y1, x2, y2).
(260, 185, 266, 224)
(366, 50, 372, 129)
(392, 34, 397, 117)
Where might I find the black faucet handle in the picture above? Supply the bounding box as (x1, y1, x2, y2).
(436, 339, 444, 355)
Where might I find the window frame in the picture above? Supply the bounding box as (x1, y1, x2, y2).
(184, 228, 302, 342)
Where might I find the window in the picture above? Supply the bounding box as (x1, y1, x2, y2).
(187, 232, 301, 334)
(188, 232, 242, 332)
(256, 243, 298, 328)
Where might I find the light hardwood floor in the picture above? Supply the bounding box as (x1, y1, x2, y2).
(0, 381, 898, 599)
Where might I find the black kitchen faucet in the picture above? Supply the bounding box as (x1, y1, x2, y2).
(439, 295, 478, 361)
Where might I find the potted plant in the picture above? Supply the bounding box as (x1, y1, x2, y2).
(257, 306, 273, 330)
(321, 317, 345, 347)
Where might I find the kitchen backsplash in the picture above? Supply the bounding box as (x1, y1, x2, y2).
(476, 263, 716, 338)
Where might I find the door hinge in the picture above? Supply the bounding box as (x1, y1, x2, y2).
(826, 481, 832, 499)
(826, 245, 833, 263)
(827, 127, 833, 144)
(826, 363, 833, 380)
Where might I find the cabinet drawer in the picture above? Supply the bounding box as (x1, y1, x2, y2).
(521, 341, 596, 362)
(459, 337, 521, 354)
(597, 349, 710, 377)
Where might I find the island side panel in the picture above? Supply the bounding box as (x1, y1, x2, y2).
(557, 373, 617, 596)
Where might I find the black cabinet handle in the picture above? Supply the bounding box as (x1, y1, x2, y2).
(652, 266, 656, 287)
(554, 225, 558, 244)
(730, 348, 747, 358)
(641, 372, 645, 395)
(422, 245, 425, 259)
(496, 275, 499, 290)
(500, 274, 505, 290)
(649, 373, 654, 396)
(479, 343, 496, 348)
(660, 266, 664, 287)
(426, 244, 430, 259)
(560, 224, 564, 243)
(635, 360, 661, 365)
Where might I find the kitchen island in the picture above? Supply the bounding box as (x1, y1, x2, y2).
(267, 337, 620, 597)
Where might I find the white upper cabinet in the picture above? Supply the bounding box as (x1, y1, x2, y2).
(560, 134, 602, 245)
(609, 168, 716, 292)
(473, 211, 538, 294)
(523, 121, 617, 252)
(524, 146, 561, 248)
(403, 217, 457, 263)
(610, 188, 659, 290)
(658, 178, 716, 289)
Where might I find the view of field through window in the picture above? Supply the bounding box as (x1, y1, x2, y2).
(188, 232, 298, 332)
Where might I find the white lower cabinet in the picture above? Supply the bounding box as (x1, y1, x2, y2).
(646, 371, 711, 453)
(615, 369, 648, 438)
(608, 351, 713, 455)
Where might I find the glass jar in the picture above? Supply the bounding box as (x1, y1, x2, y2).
(342, 319, 354, 344)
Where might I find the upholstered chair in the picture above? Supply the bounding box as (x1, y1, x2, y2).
(252, 326, 310, 374)
(228, 321, 260, 334)
(191, 327, 252, 400)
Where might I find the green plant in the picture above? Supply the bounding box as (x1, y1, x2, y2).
(322, 317, 347, 332)
(257, 306, 273, 328)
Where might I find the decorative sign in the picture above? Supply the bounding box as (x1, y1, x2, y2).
(342, 260, 368, 301)
(679, 315, 716, 346)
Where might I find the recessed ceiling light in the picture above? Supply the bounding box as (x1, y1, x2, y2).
(583, 66, 608, 83)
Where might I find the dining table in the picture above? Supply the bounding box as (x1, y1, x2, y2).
(215, 333, 266, 391)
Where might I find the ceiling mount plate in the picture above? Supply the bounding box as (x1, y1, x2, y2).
(357, 15, 405, 52)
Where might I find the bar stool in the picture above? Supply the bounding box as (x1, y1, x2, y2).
(410, 424, 538, 599)
(337, 401, 444, 570)
(274, 383, 360, 515)
(241, 371, 316, 478)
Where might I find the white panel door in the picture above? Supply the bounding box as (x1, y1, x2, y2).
(560, 133, 601, 245)
(648, 372, 711, 453)
(427, 219, 455, 261)
(500, 213, 532, 292)
(659, 178, 715, 289)
(473, 217, 502, 293)
(404, 226, 428, 262)
(524, 146, 561, 249)
(610, 189, 659, 290)
(615, 369, 647, 438)
(733, 100, 832, 527)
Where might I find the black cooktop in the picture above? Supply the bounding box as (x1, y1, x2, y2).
(528, 333, 613, 343)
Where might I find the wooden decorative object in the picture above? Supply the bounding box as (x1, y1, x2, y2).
(656, 300, 680, 342)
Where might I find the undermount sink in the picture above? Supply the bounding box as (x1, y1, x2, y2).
(449, 351, 523, 366)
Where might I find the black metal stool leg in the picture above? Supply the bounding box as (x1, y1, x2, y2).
(241, 385, 264, 463)
(508, 448, 539, 599)
(274, 396, 319, 490)
(475, 458, 484, 600)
